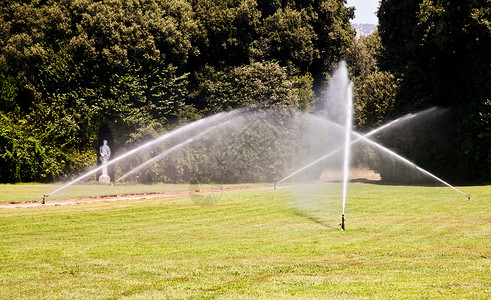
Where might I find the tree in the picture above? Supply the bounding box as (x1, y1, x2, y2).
(193, 61, 313, 112)
(0, 0, 356, 183)
(378, 0, 491, 183)
(251, 7, 315, 70)
(308, 0, 355, 86)
(190, 0, 260, 68)
(0, 0, 195, 182)
(346, 31, 399, 128)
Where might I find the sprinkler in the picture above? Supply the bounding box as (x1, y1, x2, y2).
(42, 194, 48, 205)
(466, 194, 471, 200)
(340, 214, 345, 231)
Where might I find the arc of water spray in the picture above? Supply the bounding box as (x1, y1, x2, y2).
(275, 107, 469, 199)
(116, 119, 237, 182)
(274, 109, 426, 187)
(44, 109, 244, 199)
(351, 131, 470, 199)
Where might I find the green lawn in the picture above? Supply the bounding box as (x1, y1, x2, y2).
(0, 183, 489, 299)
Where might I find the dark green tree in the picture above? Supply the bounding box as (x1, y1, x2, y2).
(0, 0, 357, 183)
(346, 31, 399, 128)
(251, 7, 315, 70)
(190, 0, 260, 68)
(0, 0, 194, 182)
(378, 0, 491, 183)
(193, 61, 313, 112)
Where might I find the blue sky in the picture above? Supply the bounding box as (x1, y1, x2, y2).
(346, 0, 380, 24)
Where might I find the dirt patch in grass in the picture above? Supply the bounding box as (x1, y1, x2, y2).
(0, 185, 273, 208)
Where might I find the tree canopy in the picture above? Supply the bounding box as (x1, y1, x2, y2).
(0, 0, 354, 182)
(376, 0, 491, 183)
(0, 0, 489, 184)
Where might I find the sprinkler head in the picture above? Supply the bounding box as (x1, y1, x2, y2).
(340, 214, 345, 231)
(42, 195, 47, 205)
(274, 183, 277, 190)
(466, 194, 471, 200)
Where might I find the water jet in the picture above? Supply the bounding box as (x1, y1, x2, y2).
(116, 118, 240, 182)
(281, 62, 468, 229)
(44, 109, 245, 199)
(281, 112, 470, 199)
(40, 60, 469, 233)
(275, 107, 439, 186)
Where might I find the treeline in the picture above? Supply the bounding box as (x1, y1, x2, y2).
(0, 0, 489, 184)
(377, 0, 490, 183)
(0, 0, 354, 182)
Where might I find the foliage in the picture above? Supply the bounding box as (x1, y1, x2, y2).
(0, 113, 97, 183)
(0, 0, 488, 184)
(0, 0, 197, 182)
(0, 74, 18, 114)
(346, 32, 381, 79)
(114, 109, 312, 185)
(377, 0, 491, 183)
(194, 62, 312, 112)
(346, 32, 399, 128)
(0, 0, 355, 183)
(354, 70, 398, 128)
(191, 0, 260, 67)
(308, 0, 355, 83)
(251, 7, 315, 70)
(370, 110, 461, 183)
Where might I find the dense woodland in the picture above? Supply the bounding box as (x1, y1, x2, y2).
(0, 0, 489, 184)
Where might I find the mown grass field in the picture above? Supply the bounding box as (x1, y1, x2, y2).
(0, 183, 489, 299)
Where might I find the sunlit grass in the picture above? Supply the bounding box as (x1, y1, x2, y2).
(0, 183, 489, 299)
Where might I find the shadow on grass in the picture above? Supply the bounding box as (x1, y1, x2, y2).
(293, 210, 340, 229)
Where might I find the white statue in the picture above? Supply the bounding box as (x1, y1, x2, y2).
(99, 140, 111, 164)
(99, 140, 111, 183)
